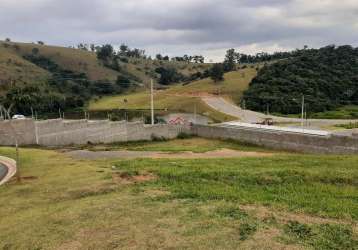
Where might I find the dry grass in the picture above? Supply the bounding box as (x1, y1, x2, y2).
(1, 140, 358, 249)
(0, 46, 50, 90)
(89, 68, 257, 122)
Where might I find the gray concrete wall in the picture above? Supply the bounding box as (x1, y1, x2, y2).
(0, 119, 36, 145)
(0, 119, 187, 146)
(192, 125, 358, 154)
(1, 119, 358, 154)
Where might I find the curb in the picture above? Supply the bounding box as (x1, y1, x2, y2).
(0, 156, 17, 186)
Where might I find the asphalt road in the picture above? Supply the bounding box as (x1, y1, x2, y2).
(202, 97, 358, 128)
(0, 156, 17, 186)
(0, 163, 8, 182)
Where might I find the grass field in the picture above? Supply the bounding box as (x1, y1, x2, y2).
(310, 105, 358, 119)
(89, 68, 258, 122)
(1, 138, 358, 249)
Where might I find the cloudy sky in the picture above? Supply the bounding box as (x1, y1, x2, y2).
(1, 0, 358, 61)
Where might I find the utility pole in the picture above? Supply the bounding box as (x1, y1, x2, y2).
(301, 95, 305, 128)
(151, 79, 154, 125)
(194, 104, 197, 124)
(15, 137, 21, 182)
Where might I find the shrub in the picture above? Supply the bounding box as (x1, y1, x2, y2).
(177, 132, 192, 139)
(151, 134, 167, 142)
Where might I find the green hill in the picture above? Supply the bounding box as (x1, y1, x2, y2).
(0, 41, 209, 115)
(243, 45, 358, 114)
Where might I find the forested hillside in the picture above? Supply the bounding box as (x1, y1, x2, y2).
(243, 45, 358, 114)
(0, 41, 209, 115)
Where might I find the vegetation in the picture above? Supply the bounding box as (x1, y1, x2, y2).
(1, 138, 358, 249)
(284, 221, 358, 249)
(335, 122, 358, 129)
(310, 105, 358, 119)
(79, 138, 270, 153)
(210, 63, 225, 82)
(89, 68, 257, 122)
(0, 40, 209, 115)
(243, 45, 358, 114)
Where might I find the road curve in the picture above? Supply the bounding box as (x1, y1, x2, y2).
(202, 97, 358, 126)
(202, 96, 301, 123)
(0, 156, 17, 186)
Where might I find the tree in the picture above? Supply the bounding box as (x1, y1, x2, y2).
(90, 44, 96, 52)
(163, 55, 169, 61)
(223, 48, 239, 72)
(32, 47, 39, 55)
(119, 44, 128, 56)
(210, 63, 224, 82)
(116, 75, 131, 90)
(155, 67, 185, 85)
(37, 41, 45, 45)
(5, 38, 11, 42)
(77, 43, 88, 51)
(156, 54, 163, 60)
(242, 45, 358, 114)
(96, 44, 114, 61)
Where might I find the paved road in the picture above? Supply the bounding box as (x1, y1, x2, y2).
(0, 163, 8, 181)
(0, 156, 16, 186)
(202, 97, 358, 127)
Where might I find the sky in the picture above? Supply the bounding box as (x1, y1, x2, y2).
(1, 0, 358, 61)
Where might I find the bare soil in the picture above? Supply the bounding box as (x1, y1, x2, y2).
(112, 172, 156, 184)
(66, 149, 274, 160)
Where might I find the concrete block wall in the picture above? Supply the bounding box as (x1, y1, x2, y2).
(1, 119, 358, 154)
(192, 125, 358, 154)
(0, 119, 36, 145)
(0, 119, 187, 146)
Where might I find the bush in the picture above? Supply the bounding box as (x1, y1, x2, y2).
(151, 134, 167, 142)
(176, 132, 192, 139)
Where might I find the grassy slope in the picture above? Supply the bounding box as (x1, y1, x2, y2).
(166, 67, 257, 103)
(0, 46, 50, 90)
(0, 139, 358, 249)
(89, 68, 258, 122)
(125, 57, 211, 88)
(0, 41, 120, 82)
(0, 41, 210, 88)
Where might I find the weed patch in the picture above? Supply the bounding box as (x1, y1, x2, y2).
(284, 221, 358, 250)
(215, 205, 248, 220)
(239, 222, 258, 240)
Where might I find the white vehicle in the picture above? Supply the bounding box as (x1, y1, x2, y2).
(12, 114, 26, 120)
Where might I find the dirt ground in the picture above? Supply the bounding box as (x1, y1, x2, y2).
(66, 149, 275, 160)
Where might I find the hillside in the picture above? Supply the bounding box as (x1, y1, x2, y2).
(89, 67, 258, 122)
(0, 41, 209, 115)
(243, 45, 358, 114)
